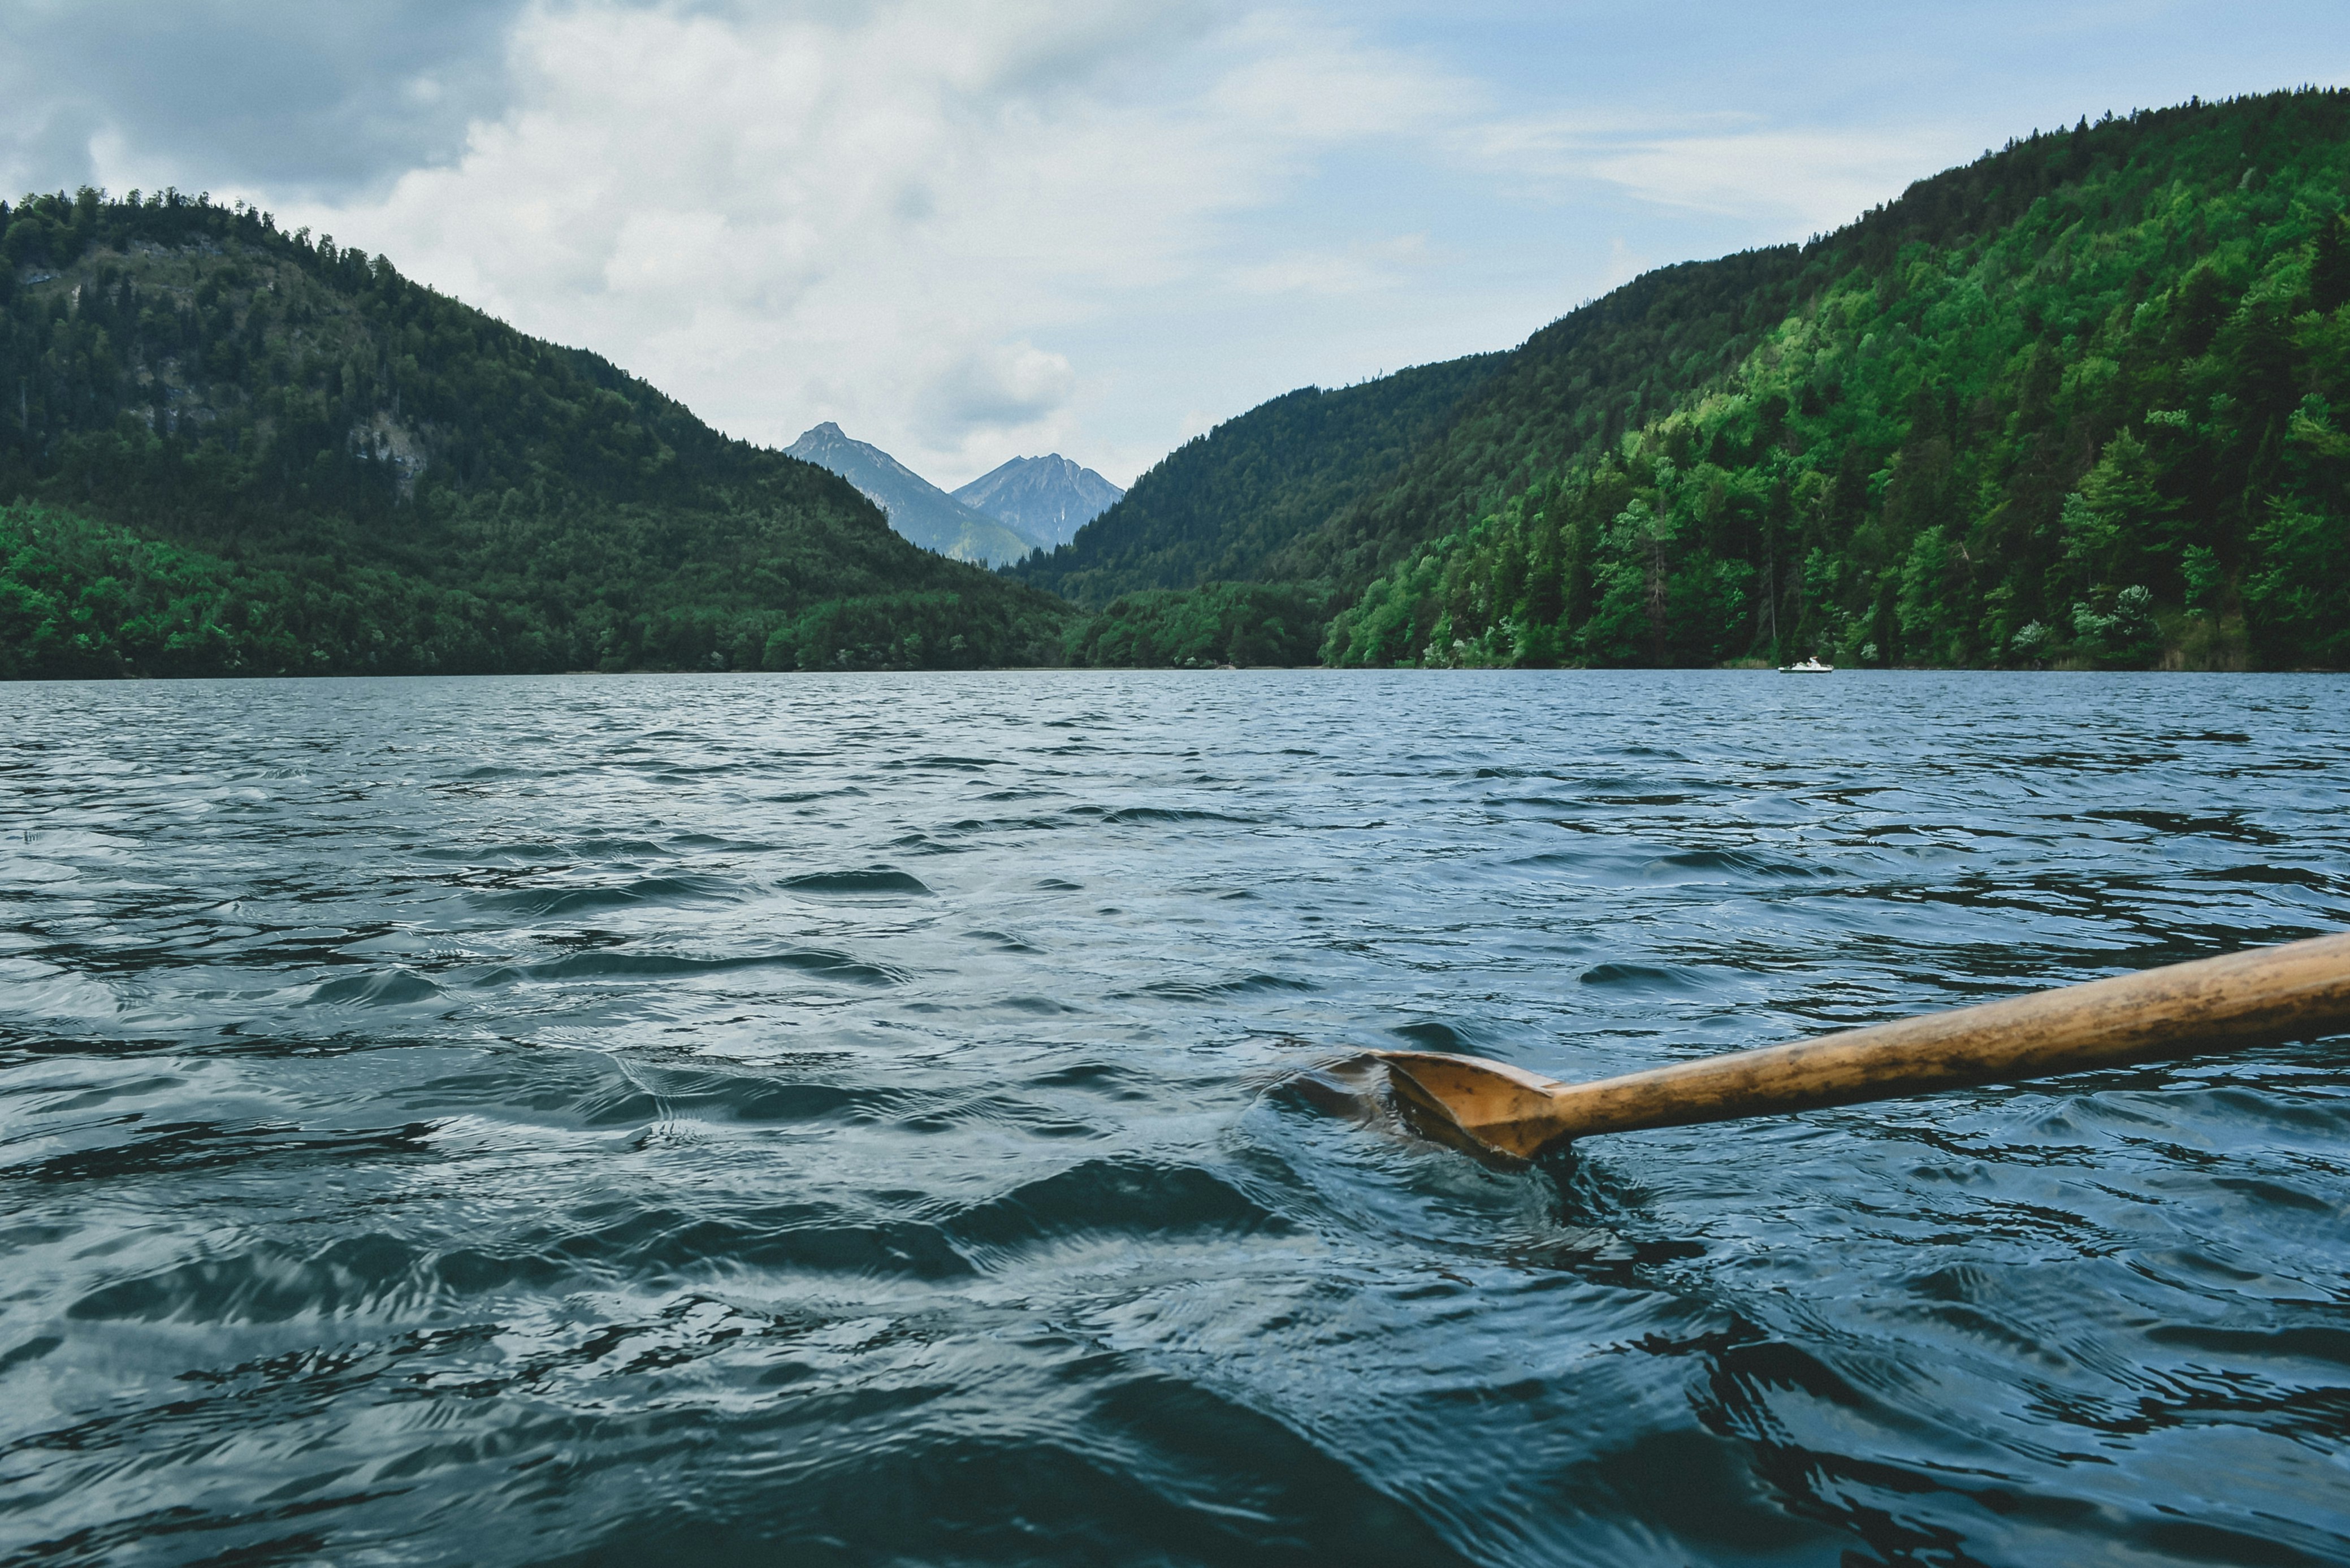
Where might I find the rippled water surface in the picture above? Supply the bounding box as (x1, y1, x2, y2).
(4, 670, 2348, 1566)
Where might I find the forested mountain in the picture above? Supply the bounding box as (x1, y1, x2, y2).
(1276, 249, 1820, 592)
(951, 454, 1120, 551)
(1327, 90, 2350, 670)
(782, 422, 1035, 566)
(1011, 356, 1503, 608)
(0, 193, 1070, 677)
(1064, 89, 2350, 671)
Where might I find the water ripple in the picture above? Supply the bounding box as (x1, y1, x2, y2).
(0, 669, 2345, 1565)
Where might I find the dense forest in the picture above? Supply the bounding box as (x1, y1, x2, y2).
(0, 189, 1070, 677)
(1326, 90, 2350, 669)
(1062, 581, 1334, 669)
(1066, 89, 2350, 672)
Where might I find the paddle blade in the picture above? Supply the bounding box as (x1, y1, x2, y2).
(1378, 1051, 1574, 1163)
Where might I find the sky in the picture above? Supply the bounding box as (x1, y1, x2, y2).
(2, 1, 2343, 488)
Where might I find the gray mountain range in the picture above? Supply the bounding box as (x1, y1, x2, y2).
(784, 423, 1034, 567)
(951, 455, 1123, 551)
(785, 424, 1123, 566)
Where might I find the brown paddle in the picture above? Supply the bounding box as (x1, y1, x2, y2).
(1373, 932, 2350, 1164)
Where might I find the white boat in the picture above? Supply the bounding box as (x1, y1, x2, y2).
(1777, 657, 1835, 673)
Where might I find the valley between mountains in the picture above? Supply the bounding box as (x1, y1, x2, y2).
(783, 422, 1120, 569)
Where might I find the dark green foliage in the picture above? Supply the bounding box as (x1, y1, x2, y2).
(1284, 248, 1827, 591)
(0, 188, 1074, 675)
(1312, 90, 2350, 670)
(0, 501, 326, 677)
(1063, 582, 1335, 668)
(2314, 210, 2350, 315)
(761, 589, 1070, 672)
(1010, 358, 1501, 608)
(0, 496, 1075, 677)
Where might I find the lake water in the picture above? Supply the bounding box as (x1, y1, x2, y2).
(3, 670, 2347, 1566)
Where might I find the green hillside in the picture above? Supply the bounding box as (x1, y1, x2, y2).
(0, 190, 1071, 677)
(1327, 90, 2350, 669)
(1050, 89, 2349, 671)
(1273, 247, 1824, 592)
(1012, 355, 1501, 609)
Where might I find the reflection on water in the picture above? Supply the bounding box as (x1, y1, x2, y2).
(2, 669, 2346, 1566)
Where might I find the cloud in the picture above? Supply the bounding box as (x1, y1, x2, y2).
(1460, 111, 1971, 236)
(919, 343, 1080, 439)
(0, 97, 102, 196)
(0, 0, 527, 200)
(231, 1, 1468, 484)
(1226, 233, 1432, 296)
(1583, 129, 1972, 232)
(0, 0, 1964, 486)
(1204, 10, 1469, 140)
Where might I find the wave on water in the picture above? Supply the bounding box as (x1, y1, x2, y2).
(2, 670, 2347, 1566)
(780, 867, 934, 895)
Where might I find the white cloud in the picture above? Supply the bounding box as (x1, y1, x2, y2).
(241, 3, 1976, 486)
(919, 341, 1080, 438)
(1602, 236, 1650, 292)
(1584, 129, 1971, 231)
(1460, 112, 1972, 236)
(1227, 232, 1432, 296)
(1203, 10, 1469, 140)
(240, 0, 1465, 486)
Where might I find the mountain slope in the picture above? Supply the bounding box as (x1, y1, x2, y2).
(1274, 248, 1821, 590)
(1040, 88, 2349, 671)
(0, 193, 1071, 675)
(1011, 354, 1503, 609)
(784, 422, 1034, 566)
(1324, 89, 2350, 670)
(950, 455, 1122, 551)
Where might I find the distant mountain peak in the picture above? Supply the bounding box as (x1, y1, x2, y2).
(952, 454, 1123, 552)
(785, 423, 1036, 568)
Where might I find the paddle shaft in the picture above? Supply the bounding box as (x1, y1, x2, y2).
(1527, 932, 2350, 1145)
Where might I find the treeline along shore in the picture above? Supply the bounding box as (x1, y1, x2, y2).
(5, 89, 2347, 677)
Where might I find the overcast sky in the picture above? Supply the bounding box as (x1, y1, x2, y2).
(2, 1, 2343, 487)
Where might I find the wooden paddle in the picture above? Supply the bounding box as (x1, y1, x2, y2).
(1375, 932, 2350, 1164)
